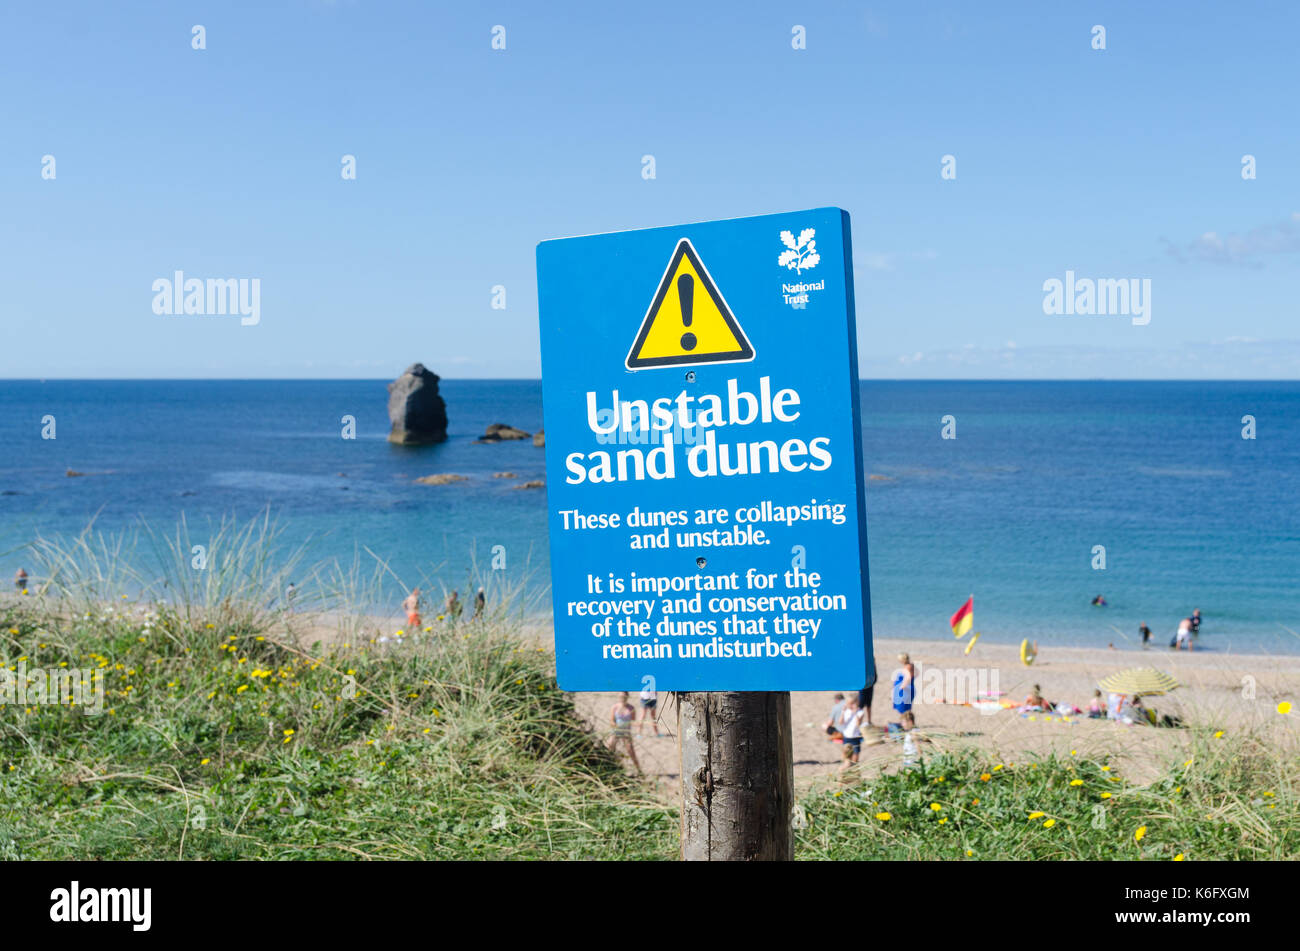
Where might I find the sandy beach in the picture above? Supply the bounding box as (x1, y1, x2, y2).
(265, 609, 1299, 796)
(568, 635, 1300, 799)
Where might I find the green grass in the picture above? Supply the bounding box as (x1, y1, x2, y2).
(0, 594, 674, 860)
(795, 734, 1298, 860)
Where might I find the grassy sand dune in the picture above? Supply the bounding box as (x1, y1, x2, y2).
(2, 520, 1295, 859)
(0, 592, 672, 860)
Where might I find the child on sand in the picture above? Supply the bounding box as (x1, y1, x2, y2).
(823, 693, 846, 741)
(1087, 689, 1106, 718)
(883, 710, 916, 734)
(14, 568, 28, 593)
(402, 588, 422, 629)
(837, 695, 865, 771)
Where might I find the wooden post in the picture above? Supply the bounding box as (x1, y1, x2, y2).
(677, 691, 794, 861)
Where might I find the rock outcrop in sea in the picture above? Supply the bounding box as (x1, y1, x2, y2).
(415, 473, 466, 486)
(387, 363, 448, 445)
(476, 423, 531, 443)
(532, 429, 545, 447)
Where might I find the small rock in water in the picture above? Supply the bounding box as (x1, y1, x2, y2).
(532, 429, 545, 447)
(493, 472, 518, 479)
(512, 479, 545, 490)
(476, 423, 531, 443)
(415, 473, 468, 486)
(66, 469, 86, 477)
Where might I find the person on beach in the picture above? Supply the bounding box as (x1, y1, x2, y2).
(1020, 684, 1052, 712)
(284, 582, 296, 614)
(837, 695, 865, 771)
(882, 711, 916, 734)
(892, 653, 916, 722)
(607, 692, 641, 774)
(402, 587, 422, 630)
(444, 590, 462, 624)
(1139, 622, 1152, 648)
(1175, 617, 1194, 651)
(1106, 691, 1127, 720)
(1087, 689, 1106, 718)
(1190, 609, 1202, 635)
(858, 658, 878, 729)
(473, 587, 485, 620)
(824, 693, 847, 740)
(13, 568, 27, 593)
(638, 680, 660, 736)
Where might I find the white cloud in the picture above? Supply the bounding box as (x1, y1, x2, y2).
(1164, 212, 1300, 267)
(861, 339, 1300, 379)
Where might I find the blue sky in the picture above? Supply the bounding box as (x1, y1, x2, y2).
(2, 0, 1296, 379)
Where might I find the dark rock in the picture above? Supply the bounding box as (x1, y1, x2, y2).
(387, 363, 448, 445)
(492, 472, 518, 479)
(532, 429, 545, 447)
(512, 479, 546, 490)
(66, 469, 86, 477)
(475, 423, 530, 443)
(415, 473, 467, 486)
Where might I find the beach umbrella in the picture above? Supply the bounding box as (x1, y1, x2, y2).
(1097, 668, 1182, 697)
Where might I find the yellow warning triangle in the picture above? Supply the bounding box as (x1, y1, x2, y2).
(625, 239, 754, 369)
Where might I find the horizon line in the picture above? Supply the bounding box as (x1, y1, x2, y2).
(2, 376, 1298, 384)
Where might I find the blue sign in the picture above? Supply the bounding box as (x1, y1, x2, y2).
(536, 207, 872, 691)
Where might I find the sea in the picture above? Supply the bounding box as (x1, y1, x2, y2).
(1, 380, 1297, 655)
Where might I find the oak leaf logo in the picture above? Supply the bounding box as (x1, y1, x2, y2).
(778, 228, 819, 274)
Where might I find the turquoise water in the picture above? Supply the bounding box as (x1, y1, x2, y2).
(1, 380, 1296, 654)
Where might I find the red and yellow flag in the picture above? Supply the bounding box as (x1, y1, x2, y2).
(951, 596, 973, 638)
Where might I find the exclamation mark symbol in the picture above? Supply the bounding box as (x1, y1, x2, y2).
(678, 274, 696, 351)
